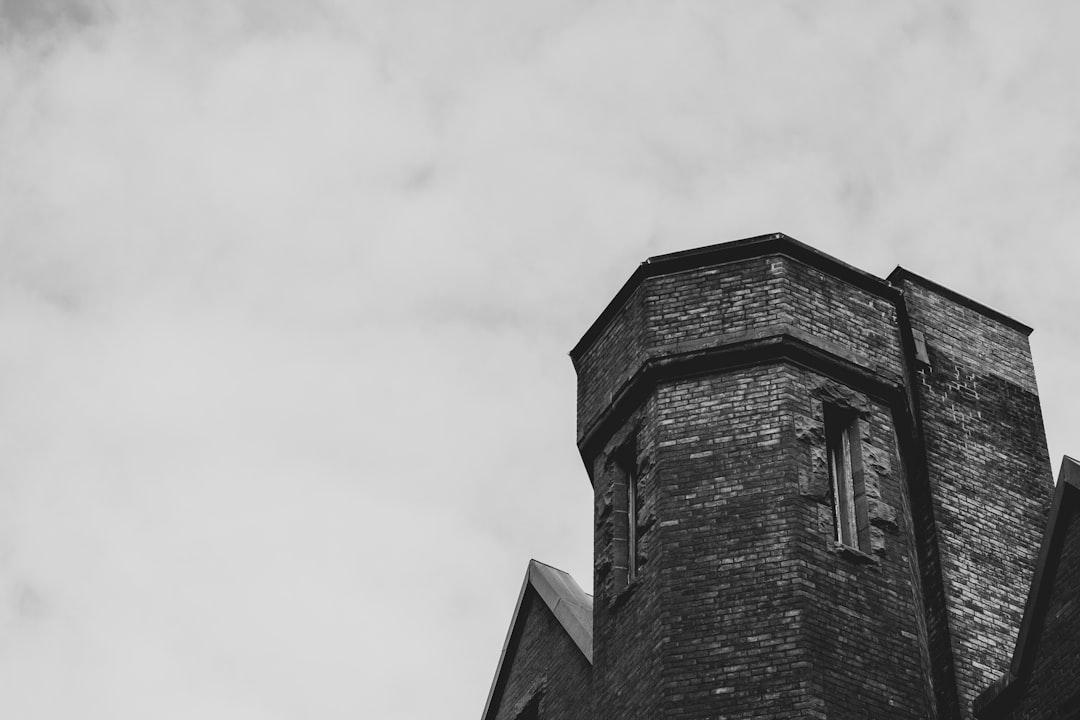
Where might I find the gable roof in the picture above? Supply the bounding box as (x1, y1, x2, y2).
(480, 560, 592, 720)
(974, 456, 1080, 718)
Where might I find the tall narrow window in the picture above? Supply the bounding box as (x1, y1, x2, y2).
(626, 462, 638, 583)
(825, 406, 869, 552)
(609, 444, 638, 594)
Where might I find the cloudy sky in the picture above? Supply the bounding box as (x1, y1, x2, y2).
(1, 1, 1078, 718)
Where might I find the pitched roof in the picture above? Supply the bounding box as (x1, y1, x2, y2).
(480, 560, 592, 720)
(974, 456, 1080, 718)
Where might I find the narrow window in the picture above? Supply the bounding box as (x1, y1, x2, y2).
(912, 328, 931, 368)
(825, 406, 869, 552)
(609, 443, 638, 593)
(626, 462, 638, 583)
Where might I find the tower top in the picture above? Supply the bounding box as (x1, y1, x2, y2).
(571, 232, 1031, 365)
(482, 234, 1059, 720)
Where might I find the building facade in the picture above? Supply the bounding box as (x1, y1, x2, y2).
(481, 234, 1075, 720)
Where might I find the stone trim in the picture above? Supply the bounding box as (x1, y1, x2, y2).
(796, 379, 900, 559)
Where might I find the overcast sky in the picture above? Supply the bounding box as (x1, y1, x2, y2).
(1, 1, 1079, 718)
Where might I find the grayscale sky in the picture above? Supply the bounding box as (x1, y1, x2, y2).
(1, 1, 1078, 718)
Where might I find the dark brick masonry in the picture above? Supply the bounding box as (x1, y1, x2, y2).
(481, 234, 1063, 720)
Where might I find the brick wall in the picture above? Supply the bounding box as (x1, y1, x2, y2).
(590, 398, 665, 720)
(575, 283, 649, 439)
(574, 253, 905, 445)
(782, 258, 903, 379)
(644, 368, 929, 718)
(896, 277, 1055, 717)
(577, 247, 938, 719)
(571, 237, 1057, 720)
(1006, 501, 1080, 720)
(653, 366, 806, 719)
(489, 589, 591, 720)
(790, 370, 933, 720)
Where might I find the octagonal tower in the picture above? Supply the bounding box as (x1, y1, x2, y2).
(570, 234, 1053, 720)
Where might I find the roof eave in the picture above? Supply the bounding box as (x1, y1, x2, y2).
(886, 266, 1033, 336)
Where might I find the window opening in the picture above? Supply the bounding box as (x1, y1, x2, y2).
(912, 328, 931, 368)
(609, 441, 639, 594)
(627, 462, 638, 583)
(825, 406, 869, 552)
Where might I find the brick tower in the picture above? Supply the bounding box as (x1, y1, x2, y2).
(568, 234, 1054, 720)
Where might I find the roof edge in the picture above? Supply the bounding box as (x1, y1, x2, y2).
(480, 560, 593, 720)
(570, 233, 900, 363)
(974, 456, 1080, 717)
(887, 266, 1033, 336)
(527, 560, 593, 660)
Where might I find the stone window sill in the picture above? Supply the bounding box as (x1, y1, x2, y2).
(609, 577, 640, 609)
(827, 541, 879, 566)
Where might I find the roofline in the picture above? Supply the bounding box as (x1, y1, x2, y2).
(974, 456, 1080, 718)
(886, 266, 1033, 336)
(1010, 456, 1080, 677)
(570, 232, 900, 363)
(570, 234, 1036, 365)
(527, 560, 592, 658)
(480, 560, 592, 720)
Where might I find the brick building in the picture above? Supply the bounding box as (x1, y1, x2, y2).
(480, 234, 1078, 720)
